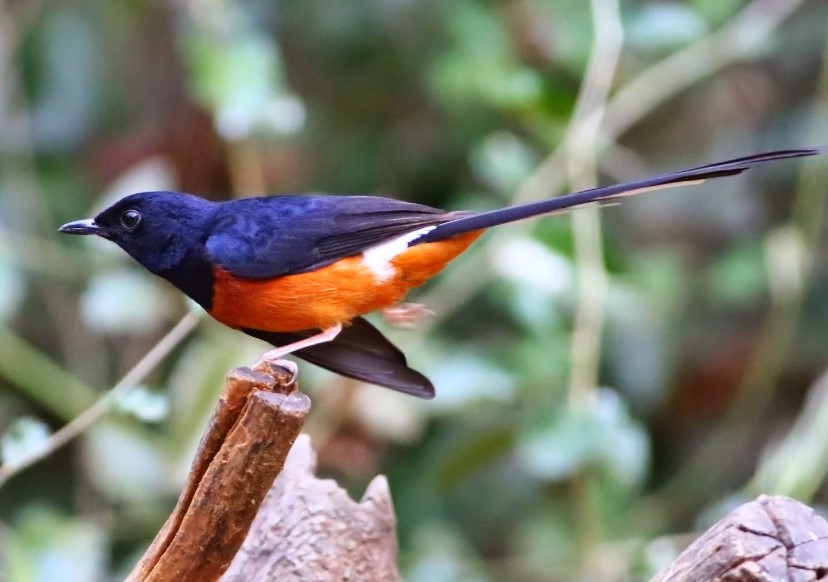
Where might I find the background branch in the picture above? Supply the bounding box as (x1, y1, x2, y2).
(0, 312, 201, 490)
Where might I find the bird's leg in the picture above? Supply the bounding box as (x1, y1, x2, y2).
(381, 303, 435, 329)
(255, 324, 343, 365)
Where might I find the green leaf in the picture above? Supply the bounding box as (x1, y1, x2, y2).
(704, 241, 767, 306)
(429, 1, 543, 111)
(594, 389, 650, 488)
(80, 268, 170, 334)
(405, 522, 495, 582)
(517, 410, 600, 480)
(0, 330, 97, 419)
(427, 351, 515, 411)
(0, 238, 25, 323)
(29, 8, 104, 151)
(82, 421, 172, 502)
(517, 389, 649, 486)
(184, 31, 303, 138)
(113, 386, 169, 423)
(11, 506, 107, 582)
(1, 417, 52, 468)
(628, 3, 708, 53)
(471, 132, 538, 194)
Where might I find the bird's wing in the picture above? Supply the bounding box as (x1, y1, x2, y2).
(206, 195, 467, 279)
(243, 316, 435, 398)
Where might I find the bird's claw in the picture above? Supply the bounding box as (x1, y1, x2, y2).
(253, 357, 299, 389)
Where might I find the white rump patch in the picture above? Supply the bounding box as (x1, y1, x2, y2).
(362, 225, 437, 281)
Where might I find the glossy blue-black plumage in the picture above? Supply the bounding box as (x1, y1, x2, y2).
(80, 191, 461, 397)
(90, 192, 217, 308)
(60, 146, 825, 397)
(204, 195, 462, 278)
(90, 191, 461, 305)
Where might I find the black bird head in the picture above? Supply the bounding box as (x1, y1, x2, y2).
(59, 191, 214, 276)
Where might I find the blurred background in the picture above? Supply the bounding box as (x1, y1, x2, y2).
(0, 0, 827, 580)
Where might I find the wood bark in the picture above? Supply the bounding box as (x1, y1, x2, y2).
(221, 434, 403, 582)
(652, 494, 828, 582)
(124, 359, 828, 582)
(126, 361, 309, 582)
(125, 360, 402, 582)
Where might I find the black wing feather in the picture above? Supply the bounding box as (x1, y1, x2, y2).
(243, 317, 435, 399)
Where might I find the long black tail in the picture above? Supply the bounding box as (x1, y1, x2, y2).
(419, 148, 824, 244)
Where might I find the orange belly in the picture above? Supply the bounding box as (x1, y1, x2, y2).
(209, 230, 483, 332)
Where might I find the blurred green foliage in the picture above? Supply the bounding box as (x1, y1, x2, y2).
(1, 0, 827, 580)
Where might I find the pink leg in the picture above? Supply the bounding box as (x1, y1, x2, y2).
(254, 324, 343, 365)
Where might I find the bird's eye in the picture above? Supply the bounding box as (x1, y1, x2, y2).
(120, 209, 142, 230)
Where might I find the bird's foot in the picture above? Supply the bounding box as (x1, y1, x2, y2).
(252, 325, 343, 393)
(254, 358, 298, 377)
(381, 303, 435, 329)
(252, 358, 299, 389)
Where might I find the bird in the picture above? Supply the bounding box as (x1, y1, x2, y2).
(60, 148, 822, 399)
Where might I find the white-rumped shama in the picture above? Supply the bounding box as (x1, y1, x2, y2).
(60, 148, 823, 398)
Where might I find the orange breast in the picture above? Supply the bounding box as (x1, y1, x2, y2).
(209, 230, 483, 332)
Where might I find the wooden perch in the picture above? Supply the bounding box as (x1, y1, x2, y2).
(126, 361, 309, 582)
(128, 358, 828, 582)
(652, 494, 828, 581)
(126, 360, 402, 582)
(221, 433, 403, 582)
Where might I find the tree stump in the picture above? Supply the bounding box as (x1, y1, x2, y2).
(652, 495, 828, 582)
(125, 362, 402, 582)
(221, 434, 402, 582)
(124, 360, 828, 582)
(125, 362, 310, 582)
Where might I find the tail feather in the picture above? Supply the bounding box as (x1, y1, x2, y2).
(418, 147, 824, 244)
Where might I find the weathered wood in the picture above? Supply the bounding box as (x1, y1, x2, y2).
(221, 433, 403, 582)
(126, 361, 308, 582)
(652, 495, 828, 582)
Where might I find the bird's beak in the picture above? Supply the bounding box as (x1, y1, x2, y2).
(58, 218, 103, 236)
